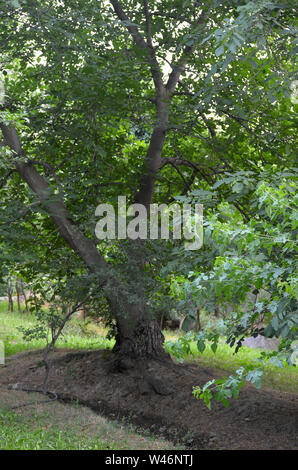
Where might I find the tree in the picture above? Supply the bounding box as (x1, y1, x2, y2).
(0, 0, 296, 368)
(165, 169, 297, 406)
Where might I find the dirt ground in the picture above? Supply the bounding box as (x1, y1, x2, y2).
(0, 348, 297, 450)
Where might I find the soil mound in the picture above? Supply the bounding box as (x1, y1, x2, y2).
(1, 349, 297, 450)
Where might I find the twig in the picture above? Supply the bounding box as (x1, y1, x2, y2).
(5, 385, 57, 410)
(0, 169, 17, 190)
(41, 295, 92, 393)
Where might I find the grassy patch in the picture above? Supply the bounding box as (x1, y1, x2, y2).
(0, 390, 180, 450)
(0, 408, 114, 450)
(164, 331, 298, 394)
(0, 305, 114, 358)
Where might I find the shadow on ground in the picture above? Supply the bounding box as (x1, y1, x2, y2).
(1, 349, 297, 450)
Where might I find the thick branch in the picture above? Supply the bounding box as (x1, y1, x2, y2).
(0, 123, 107, 275)
(143, 0, 153, 48)
(110, 0, 148, 50)
(30, 159, 64, 198)
(134, 87, 170, 207)
(110, 3, 208, 208)
(110, 0, 163, 90)
(166, 10, 207, 94)
(166, 47, 193, 95)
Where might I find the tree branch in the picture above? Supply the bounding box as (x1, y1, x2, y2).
(110, 0, 163, 90)
(166, 10, 207, 94)
(165, 159, 192, 192)
(143, 0, 153, 48)
(110, 0, 148, 50)
(0, 122, 108, 275)
(110, 3, 207, 208)
(0, 169, 17, 190)
(30, 159, 64, 199)
(160, 156, 214, 184)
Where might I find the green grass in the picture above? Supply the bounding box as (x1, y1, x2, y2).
(164, 332, 298, 394)
(0, 303, 114, 357)
(0, 408, 116, 450)
(0, 398, 181, 450)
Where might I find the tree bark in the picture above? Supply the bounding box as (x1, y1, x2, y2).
(20, 279, 29, 313)
(135, 88, 169, 207)
(15, 279, 21, 312)
(114, 317, 168, 361)
(109, 292, 169, 362)
(7, 278, 14, 312)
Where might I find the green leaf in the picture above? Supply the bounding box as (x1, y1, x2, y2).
(197, 339, 206, 353)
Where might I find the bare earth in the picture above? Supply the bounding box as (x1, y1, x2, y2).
(0, 349, 297, 450)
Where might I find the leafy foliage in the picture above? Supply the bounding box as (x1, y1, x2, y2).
(167, 170, 297, 406)
(0, 0, 297, 406)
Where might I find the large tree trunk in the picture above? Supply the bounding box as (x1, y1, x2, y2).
(114, 316, 168, 360)
(107, 295, 172, 394)
(106, 283, 170, 364)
